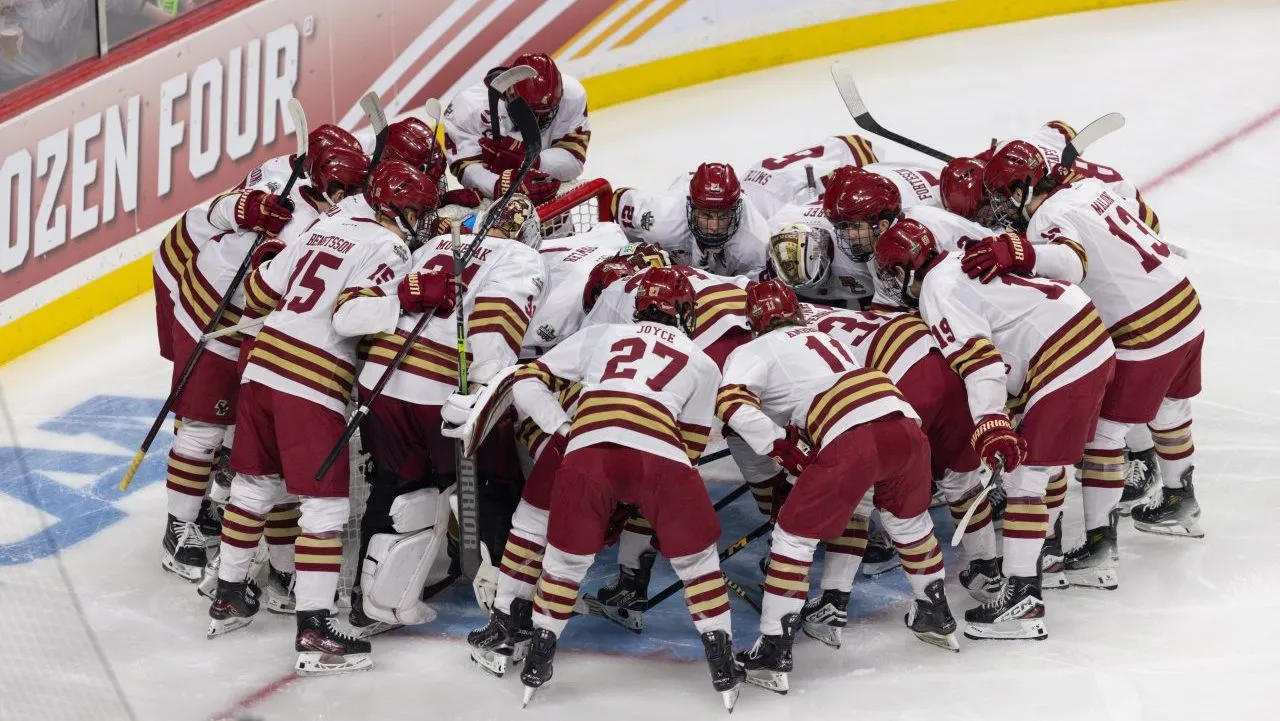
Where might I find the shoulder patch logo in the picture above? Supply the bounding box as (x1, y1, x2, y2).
(640, 211, 654, 231)
(537, 324, 556, 342)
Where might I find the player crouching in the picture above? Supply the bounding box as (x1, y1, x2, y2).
(716, 280, 958, 695)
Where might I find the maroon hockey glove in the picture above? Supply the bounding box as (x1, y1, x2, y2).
(250, 238, 286, 269)
(768, 473, 793, 524)
(479, 135, 532, 174)
(441, 188, 483, 209)
(494, 168, 560, 205)
(768, 424, 813, 477)
(970, 414, 1027, 473)
(961, 230, 1037, 283)
(398, 269, 457, 315)
(234, 190, 293, 236)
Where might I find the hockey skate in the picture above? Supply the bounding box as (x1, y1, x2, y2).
(800, 589, 849, 649)
(295, 609, 372, 676)
(163, 514, 208, 582)
(959, 557, 1004, 603)
(963, 575, 1047, 641)
(468, 599, 533, 678)
(1118, 447, 1159, 515)
(736, 613, 798, 695)
(701, 630, 743, 712)
(580, 550, 655, 634)
(264, 564, 296, 613)
(520, 627, 558, 707)
(195, 498, 223, 547)
(905, 579, 959, 652)
(1040, 516, 1068, 589)
(860, 527, 901, 577)
(348, 587, 401, 638)
(1064, 510, 1120, 590)
(207, 579, 260, 638)
(1132, 470, 1204, 538)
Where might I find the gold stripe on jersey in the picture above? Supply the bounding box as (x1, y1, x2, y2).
(693, 285, 748, 338)
(249, 327, 356, 404)
(206, 189, 240, 224)
(470, 296, 530, 355)
(571, 390, 684, 452)
(363, 332, 464, 386)
(1046, 120, 1078, 142)
(551, 128, 591, 163)
(867, 314, 931, 375)
(1052, 237, 1089, 277)
(1108, 278, 1201, 351)
(1009, 304, 1109, 414)
(514, 360, 554, 387)
(159, 216, 196, 281)
(805, 368, 904, 446)
(715, 384, 761, 425)
(178, 257, 244, 340)
(1135, 192, 1161, 233)
(679, 421, 711, 463)
(243, 267, 282, 317)
(335, 285, 385, 312)
(837, 134, 878, 166)
(609, 187, 633, 223)
(945, 337, 1002, 379)
(448, 154, 483, 185)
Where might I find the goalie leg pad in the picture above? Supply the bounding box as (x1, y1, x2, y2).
(361, 487, 453, 625)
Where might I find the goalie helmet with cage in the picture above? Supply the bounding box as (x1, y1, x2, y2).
(874, 218, 940, 309)
(632, 266, 697, 336)
(365, 159, 441, 243)
(983, 140, 1051, 230)
(822, 167, 902, 262)
(310, 146, 369, 205)
(745, 279, 805, 335)
(687, 162, 743, 249)
(768, 222, 834, 293)
(484, 193, 542, 249)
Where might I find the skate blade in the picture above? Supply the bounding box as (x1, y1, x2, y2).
(580, 594, 644, 634)
(206, 616, 253, 639)
(162, 554, 203, 582)
(1064, 567, 1118, 590)
(1041, 570, 1069, 589)
(963, 618, 1047, 641)
(1133, 519, 1204, 539)
(295, 651, 372, 676)
(521, 684, 539, 708)
(351, 619, 401, 638)
(860, 558, 901, 577)
(743, 668, 789, 695)
(910, 626, 960, 652)
(721, 685, 740, 713)
(471, 647, 514, 678)
(801, 623, 843, 649)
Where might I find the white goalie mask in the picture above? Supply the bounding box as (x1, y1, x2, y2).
(767, 222, 833, 293)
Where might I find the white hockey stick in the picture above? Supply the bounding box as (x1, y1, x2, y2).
(1060, 112, 1125, 167)
(201, 316, 265, 342)
(950, 461, 1002, 547)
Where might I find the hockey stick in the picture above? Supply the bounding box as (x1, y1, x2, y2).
(645, 519, 774, 610)
(830, 61, 954, 163)
(485, 65, 537, 141)
(950, 459, 1003, 547)
(360, 91, 390, 186)
(201, 316, 264, 342)
(119, 99, 309, 492)
(1059, 112, 1125, 168)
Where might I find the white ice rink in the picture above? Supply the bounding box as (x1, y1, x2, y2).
(3, 1, 1280, 719)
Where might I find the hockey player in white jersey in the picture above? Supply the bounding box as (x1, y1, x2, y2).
(717, 280, 958, 693)
(502, 267, 741, 710)
(444, 53, 589, 205)
(875, 215, 1116, 640)
(823, 165, 942, 267)
(963, 141, 1206, 588)
(764, 216, 872, 306)
(612, 162, 770, 277)
(204, 160, 428, 676)
(741, 134, 878, 219)
(521, 222, 632, 355)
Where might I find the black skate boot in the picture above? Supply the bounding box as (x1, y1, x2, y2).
(959, 556, 1004, 603)
(264, 564, 296, 613)
(348, 586, 401, 638)
(196, 498, 223, 548)
(520, 627, 559, 707)
(905, 578, 959, 652)
(736, 612, 799, 695)
(1132, 469, 1204, 538)
(800, 589, 849, 649)
(162, 514, 208, 582)
(860, 527, 901, 577)
(1040, 516, 1068, 589)
(988, 484, 1008, 529)
(1118, 447, 1159, 515)
(468, 598, 533, 677)
(963, 575, 1046, 641)
(700, 630, 743, 712)
(1064, 509, 1120, 590)
(207, 578, 260, 638)
(581, 549, 655, 633)
(295, 609, 372, 676)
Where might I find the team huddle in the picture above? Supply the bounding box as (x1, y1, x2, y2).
(147, 52, 1205, 710)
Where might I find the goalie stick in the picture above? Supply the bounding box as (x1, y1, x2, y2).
(119, 98, 309, 491)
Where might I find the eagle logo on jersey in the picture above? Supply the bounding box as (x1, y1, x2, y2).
(213, 400, 231, 417)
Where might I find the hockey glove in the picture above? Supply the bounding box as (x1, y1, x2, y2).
(768, 424, 813, 477)
(250, 238, 286, 270)
(494, 168, 560, 205)
(397, 269, 457, 315)
(970, 414, 1027, 473)
(234, 190, 293, 236)
(961, 230, 1037, 283)
(479, 135, 532, 174)
(441, 188, 483, 209)
(472, 545, 499, 612)
(440, 390, 479, 438)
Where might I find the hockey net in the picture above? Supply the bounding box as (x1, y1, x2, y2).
(336, 178, 614, 604)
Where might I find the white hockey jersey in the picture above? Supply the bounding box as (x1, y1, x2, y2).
(865, 162, 943, 210)
(612, 186, 770, 278)
(716, 325, 917, 453)
(803, 304, 936, 385)
(512, 321, 721, 467)
(522, 222, 631, 356)
(583, 266, 751, 353)
(358, 234, 544, 406)
(443, 75, 591, 196)
(1025, 179, 1201, 362)
(240, 216, 411, 415)
(742, 134, 878, 219)
(767, 201, 873, 303)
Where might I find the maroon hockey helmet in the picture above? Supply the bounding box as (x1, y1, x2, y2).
(687, 162, 743, 249)
(382, 118, 440, 171)
(874, 218, 939, 308)
(366, 159, 441, 237)
(940, 157, 987, 221)
(623, 242, 672, 269)
(982, 140, 1050, 230)
(632, 266, 697, 336)
(582, 258, 638, 313)
(308, 124, 362, 175)
(822, 167, 901, 262)
(310, 146, 369, 202)
(509, 53, 564, 130)
(744, 279, 804, 335)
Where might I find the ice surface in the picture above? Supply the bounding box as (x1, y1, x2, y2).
(3, 1, 1279, 719)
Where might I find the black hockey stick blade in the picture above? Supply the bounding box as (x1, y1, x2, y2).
(1060, 112, 1125, 168)
(467, 94, 543, 251)
(830, 61, 954, 163)
(361, 91, 391, 182)
(484, 64, 536, 141)
(645, 520, 773, 610)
